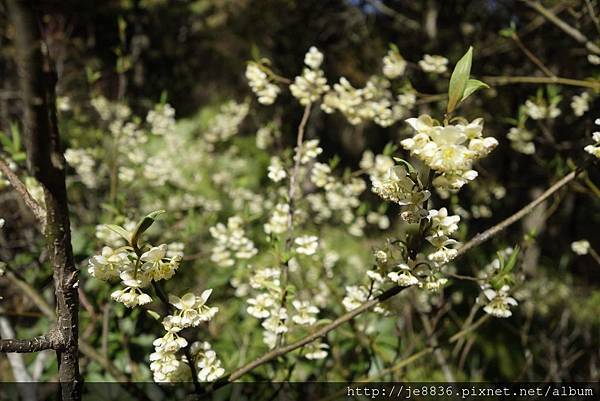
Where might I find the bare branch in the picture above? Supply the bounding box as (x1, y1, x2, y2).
(7, 1, 80, 398)
(364, 0, 420, 31)
(455, 169, 580, 257)
(0, 159, 46, 226)
(510, 32, 555, 77)
(0, 330, 60, 353)
(482, 75, 600, 90)
(522, 0, 600, 55)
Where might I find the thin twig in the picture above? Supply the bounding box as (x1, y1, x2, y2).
(483, 75, 600, 90)
(0, 159, 46, 226)
(511, 33, 555, 77)
(455, 169, 580, 257)
(584, 0, 600, 35)
(278, 103, 312, 345)
(364, 0, 421, 31)
(522, 0, 600, 54)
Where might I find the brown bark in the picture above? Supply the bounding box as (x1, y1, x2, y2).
(4, 1, 81, 399)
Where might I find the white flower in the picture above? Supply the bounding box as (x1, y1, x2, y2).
(205, 100, 249, 143)
(65, 148, 97, 188)
(427, 235, 460, 266)
(588, 54, 600, 65)
(247, 293, 275, 319)
(196, 350, 225, 382)
(88, 246, 130, 281)
(367, 212, 390, 230)
(296, 139, 323, 164)
(146, 103, 175, 136)
(310, 162, 332, 188)
(262, 307, 288, 334)
(428, 208, 460, 237)
(482, 285, 518, 318)
(246, 62, 280, 105)
(210, 217, 257, 266)
(418, 54, 448, 74)
(292, 300, 319, 325)
(571, 240, 590, 255)
(382, 48, 407, 79)
(403, 115, 496, 192)
(424, 276, 448, 292)
(570, 92, 590, 117)
(295, 235, 319, 255)
(149, 348, 191, 382)
(249, 267, 281, 289)
(140, 244, 180, 281)
(111, 271, 152, 308)
(290, 63, 330, 106)
(264, 203, 290, 235)
(304, 340, 329, 360)
(524, 99, 561, 120)
(0, 218, 4, 228)
(342, 285, 368, 311)
(267, 156, 287, 182)
(584, 119, 600, 158)
(304, 46, 324, 69)
(152, 316, 188, 352)
(507, 127, 535, 155)
(388, 264, 420, 287)
(169, 289, 219, 327)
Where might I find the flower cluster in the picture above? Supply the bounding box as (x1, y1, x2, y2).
(204, 100, 250, 144)
(146, 103, 176, 136)
(89, 213, 224, 383)
(425, 208, 461, 266)
(150, 290, 222, 382)
(523, 99, 560, 120)
(89, 241, 182, 307)
(382, 47, 407, 79)
(583, 118, 600, 159)
(401, 115, 498, 193)
(370, 164, 430, 223)
(244, 264, 323, 357)
(418, 54, 448, 73)
(256, 121, 281, 149)
(571, 240, 590, 255)
(290, 47, 330, 105)
(480, 284, 518, 318)
(570, 92, 591, 117)
(209, 216, 257, 267)
(64, 148, 98, 188)
(507, 127, 535, 155)
(246, 62, 281, 105)
(321, 76, 410, 127)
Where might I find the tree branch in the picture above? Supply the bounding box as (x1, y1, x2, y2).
(7, 1, 80, 398)
(482, 75, 600, 90)
(0, 329, 60, 353)
(0, 159, 46, 227)
(455, 169, 580, 257)
(522, 0, 600, 55)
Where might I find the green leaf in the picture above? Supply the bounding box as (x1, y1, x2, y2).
(104, 224, 131, 243)
(460, 79, 489, 103)
(10, 122, 21, 154)
(447, 46, 473, 114)
(393, 157, 415, 172)
(502, 246, 520, 274)
(131, 210, 166, 251)
(146, 310, 161, 321)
